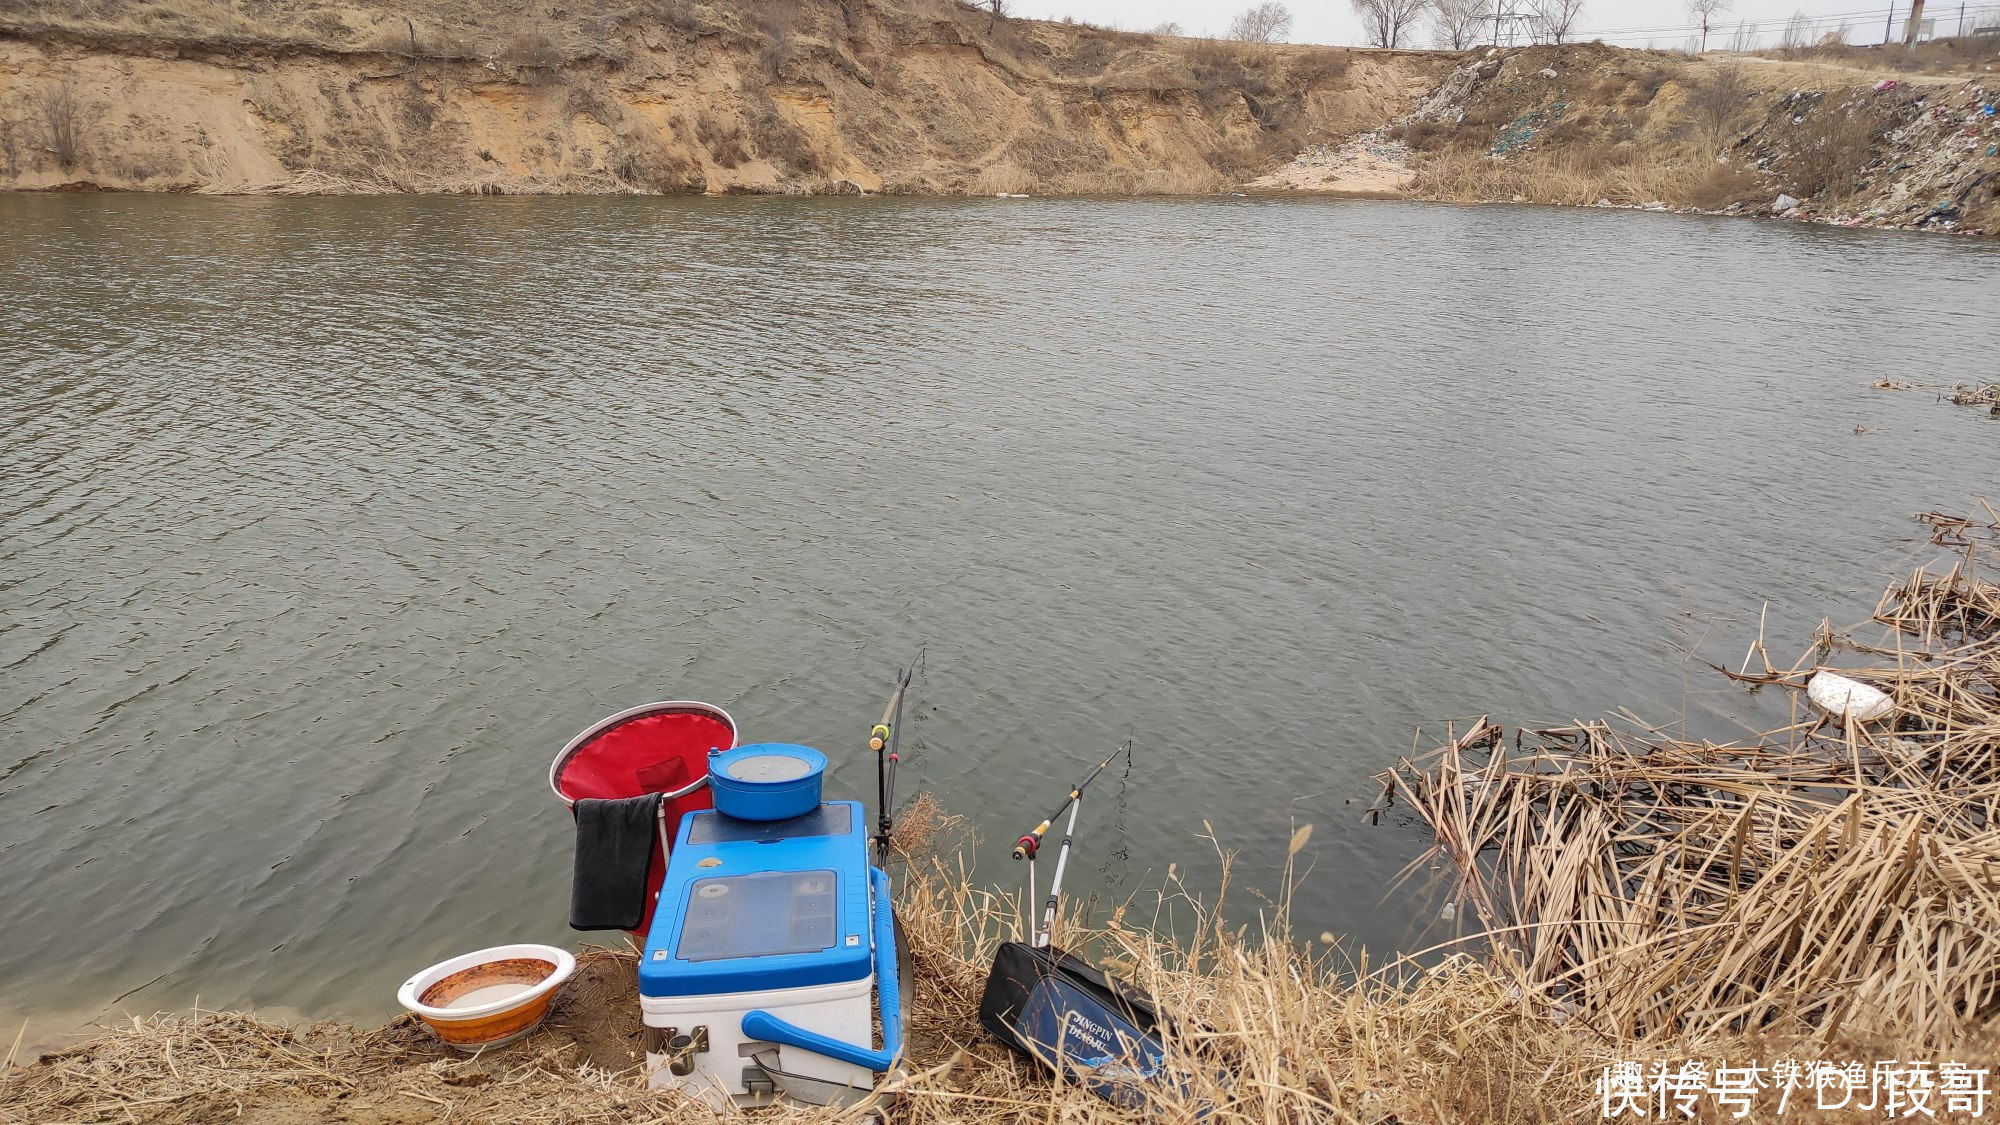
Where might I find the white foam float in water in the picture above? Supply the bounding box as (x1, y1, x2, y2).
(1806, 671, 1895, 723)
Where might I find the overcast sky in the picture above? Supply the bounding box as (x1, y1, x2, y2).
(1008, 0, 2000, 49)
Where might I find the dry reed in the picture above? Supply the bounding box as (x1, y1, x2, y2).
(1385, 509, 2000, 1054)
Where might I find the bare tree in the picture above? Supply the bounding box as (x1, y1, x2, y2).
(1686, 0, 1731, 52)
(1150, 19, 1184, 35)
(1430, 0, 1484, 48)
(29, 74, 81, 171)
(1351, 0, 1431, 47)
(1530, 0, 1585, 43)
(1228, 2, 1295, 42)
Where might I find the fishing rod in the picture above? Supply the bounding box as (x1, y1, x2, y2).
(868, 650, 921, 864)
(1011, 740, 1132, 948)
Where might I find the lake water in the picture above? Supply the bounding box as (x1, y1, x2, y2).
(3, 193, 1997, 1039)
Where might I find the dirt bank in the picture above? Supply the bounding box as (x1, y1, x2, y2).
(1278, 40, 2000, 234)
(0, 0, 1448, 195)
(5, 4, 1995, 232)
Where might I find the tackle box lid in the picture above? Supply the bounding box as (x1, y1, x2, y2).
(639, 800, 874, 998)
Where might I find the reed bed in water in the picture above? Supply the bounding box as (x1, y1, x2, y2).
(1384, 509, 2000, 1053)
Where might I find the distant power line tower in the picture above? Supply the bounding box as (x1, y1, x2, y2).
(1482, 1, 1538, 44)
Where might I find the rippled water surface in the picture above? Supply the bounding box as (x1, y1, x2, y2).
(3, 194, 1998, 1035)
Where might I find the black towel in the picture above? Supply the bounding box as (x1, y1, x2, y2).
(569, 793, 663, 931)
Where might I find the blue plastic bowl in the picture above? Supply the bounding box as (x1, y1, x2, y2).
(707, 744, 827, 821)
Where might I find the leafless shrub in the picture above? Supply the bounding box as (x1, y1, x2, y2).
(696, 112, 749, 168)
(1150, 19, 1184, 36)
(1786, 101, 1877, 200)
(749, 106, 824, 176)
(614, 131, 704, 192)
(1350, 0, 1430, 48)
(1291, 50, 1353, 83)
(1228, 2, 1294, 43)
(300, 10, 349, 45)
(501, 32, 564, 69)
(398, 79, 437, 130)
(744, 0, 794, 77)
(1683, 157, 1766, 210)
(30, 73, 82, 171)
(1401, 118, 1453, 147)
(1685, 61, 1751, 151)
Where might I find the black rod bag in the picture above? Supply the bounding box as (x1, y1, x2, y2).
(978, 941, 1185, 1110)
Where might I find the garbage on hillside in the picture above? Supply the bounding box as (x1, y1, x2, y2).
(1747, 79, 1998, 233)
(1490, 102, 1567, 158)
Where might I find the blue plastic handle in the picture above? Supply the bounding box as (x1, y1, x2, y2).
(740, 865, 903, 1073)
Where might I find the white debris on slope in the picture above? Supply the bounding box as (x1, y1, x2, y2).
(1250, 132, 1417, 193)
(1403, 56, 1505, 127)
(1256, 54, 1507, 193)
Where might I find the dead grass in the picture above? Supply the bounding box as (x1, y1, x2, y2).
(1411, 142, 1765, 210)
(971, 162, 1035, 194)
(1753, 35, 2000, 77)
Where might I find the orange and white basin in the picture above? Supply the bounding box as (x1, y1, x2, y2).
(397, 944, 576, 1050)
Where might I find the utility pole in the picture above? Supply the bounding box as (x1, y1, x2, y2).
(1904, 0, 1927, 43)
(1883, 3, 1897, 43)
(1959, 1, 1967, 36)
